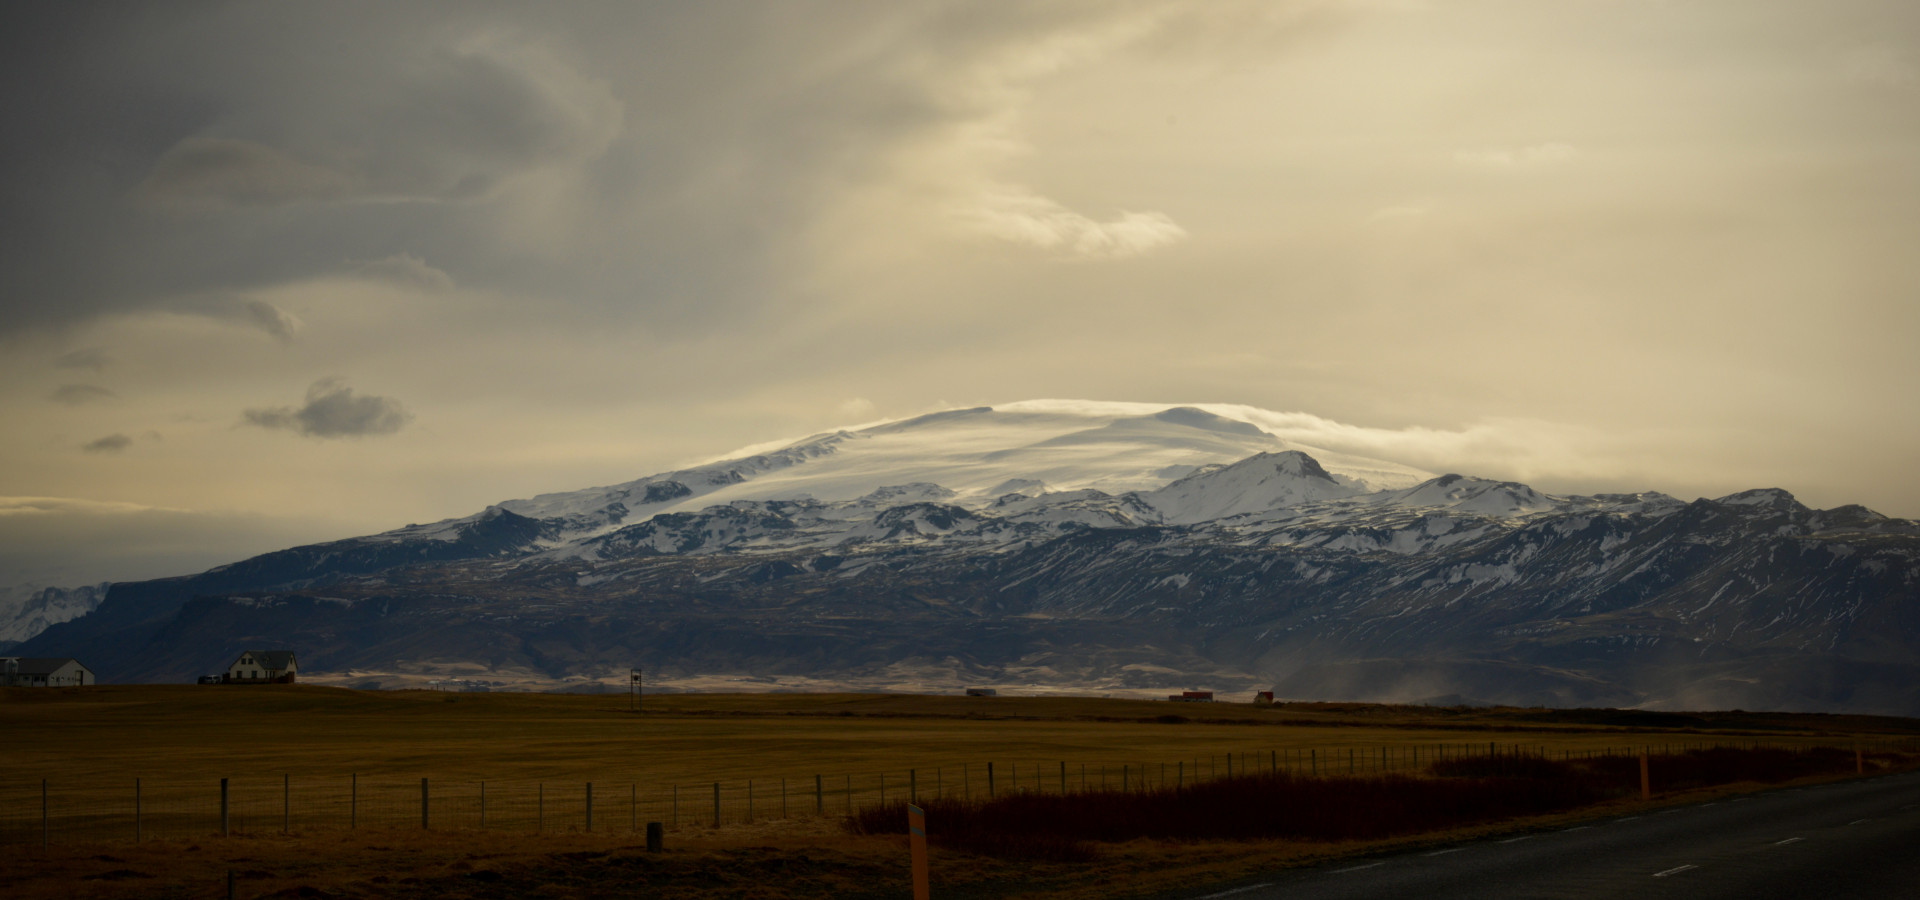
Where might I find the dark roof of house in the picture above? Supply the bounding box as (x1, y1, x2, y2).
(3, 657, 89, 675)
(232, 650, 297, 670)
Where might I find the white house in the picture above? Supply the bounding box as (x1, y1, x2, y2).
(1, 657, 95, 687)
(226, 650, 298, 684)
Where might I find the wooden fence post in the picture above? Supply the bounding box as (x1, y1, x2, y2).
(585, 782, 593, 833)
(42, 779, 49, 852)
(421, 777, 430, 830)
(815, 775, 823, 815)
(480, 782, 486, 829)
(987, 762, 995, 798)
(538, 784, 545, 832)
(712, 782, 720, 828)
(135, 778, 142, 843)
(220, 778, 229, 838)
(909, 804, 930, 900)
(284, 774, 290, 834)
(910, 769, 917, 803)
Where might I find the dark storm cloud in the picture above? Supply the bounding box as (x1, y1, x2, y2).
(0, 2, 1185, 337)
(242, 378, 412, 438)
(82, 434, 133, 453)
(48, 384, 117, 405)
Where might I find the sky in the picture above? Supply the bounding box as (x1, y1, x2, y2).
(3, 0, 1918, 592)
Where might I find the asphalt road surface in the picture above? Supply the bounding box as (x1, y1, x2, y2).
(1174, 771, 1920, 900)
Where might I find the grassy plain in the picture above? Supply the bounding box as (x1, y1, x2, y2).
(4, 685, 1917, 899)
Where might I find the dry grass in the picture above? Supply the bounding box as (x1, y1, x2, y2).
(4, 685, 1917, 899)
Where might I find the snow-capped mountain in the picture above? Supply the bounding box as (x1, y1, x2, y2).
(0, 582, 109, 647)
(20, 401, 1920, 715)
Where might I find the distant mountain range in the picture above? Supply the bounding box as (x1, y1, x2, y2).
(18, 402, 1920, 714)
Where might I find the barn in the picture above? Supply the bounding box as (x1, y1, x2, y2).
(225, 650, 298, 684)
(1, 657, 96, 687)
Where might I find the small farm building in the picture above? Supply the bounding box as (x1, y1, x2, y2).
(965, 687, 998, 697)
(1253, 691, 1275, 705)
(1169, 690, 1215, 702)
(226, 650, 298, 684)
(1, 657, 95, 687)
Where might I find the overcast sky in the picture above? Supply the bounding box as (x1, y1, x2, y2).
(3, 0, 1918, 591)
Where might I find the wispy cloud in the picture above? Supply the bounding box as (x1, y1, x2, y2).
(959, 190, 1188, 259)
(81, 434, 133, 454)
(48, 384, 117, 406)
(1453, 142, 1578, 167)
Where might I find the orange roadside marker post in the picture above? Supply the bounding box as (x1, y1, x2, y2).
(908, 803, 930, 900)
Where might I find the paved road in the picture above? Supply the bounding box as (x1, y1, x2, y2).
(1174, 771, 1920, 900)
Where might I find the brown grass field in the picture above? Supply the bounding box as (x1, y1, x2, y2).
(4, 685, 1917, 899)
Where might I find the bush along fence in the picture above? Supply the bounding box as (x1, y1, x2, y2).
(5, 738, 1915, 849)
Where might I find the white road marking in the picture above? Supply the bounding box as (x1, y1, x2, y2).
(1192, 883, 1273, 899)
(1499, 835, 1536, 843)
(1731, 797, 1751, 802)
(1616, 816, 1642, 822)
(1700, 802, 1718, 807)
(1424, 848, 1464, 857)
(1652, 865, 1699, 878)
(1562, 826, 1591, 832)
(1774, 837, 1804, 845)
(1332, 862, 1384, 874)
(1659, 809, 1682, 815)
(1849, 819, 1871, 825)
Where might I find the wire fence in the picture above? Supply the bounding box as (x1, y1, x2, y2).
(5, 737, 1913, 848)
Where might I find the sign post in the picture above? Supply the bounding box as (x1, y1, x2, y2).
(908, 803, 930, 900)
(630, 667, 642, 713)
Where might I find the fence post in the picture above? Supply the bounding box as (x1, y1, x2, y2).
(748, 780, 754, 825)
(816, 775, 824, 815)
(351, 773, 357, 830)
(1123, 765, 1129, 792)
(284, 774, 290, 834)
(586, 782, 593, 833)
(712, 782, 720, 828)
(136, 777, 142, 843)
(646, 821, 664, 853)
(910, 769, 917, 803)
(538, 784, 544, 832)
(987, 762, 995, 799)
(221, 778, 229, 838)
(632, 784, 637, 832)
(1061, 761, 1067, 793)
(1857, 745, 1864, 774)
(480, 782, 486, 829)
(673, 785, 678, 827)
(1639, 753, 1650, 801)
(1178, 760, 1184, 788)
(908, 804, 930, 900)
(422, 777, 430, 830)
(42, 779, 49, 852)
(781, 778, 787, 818)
